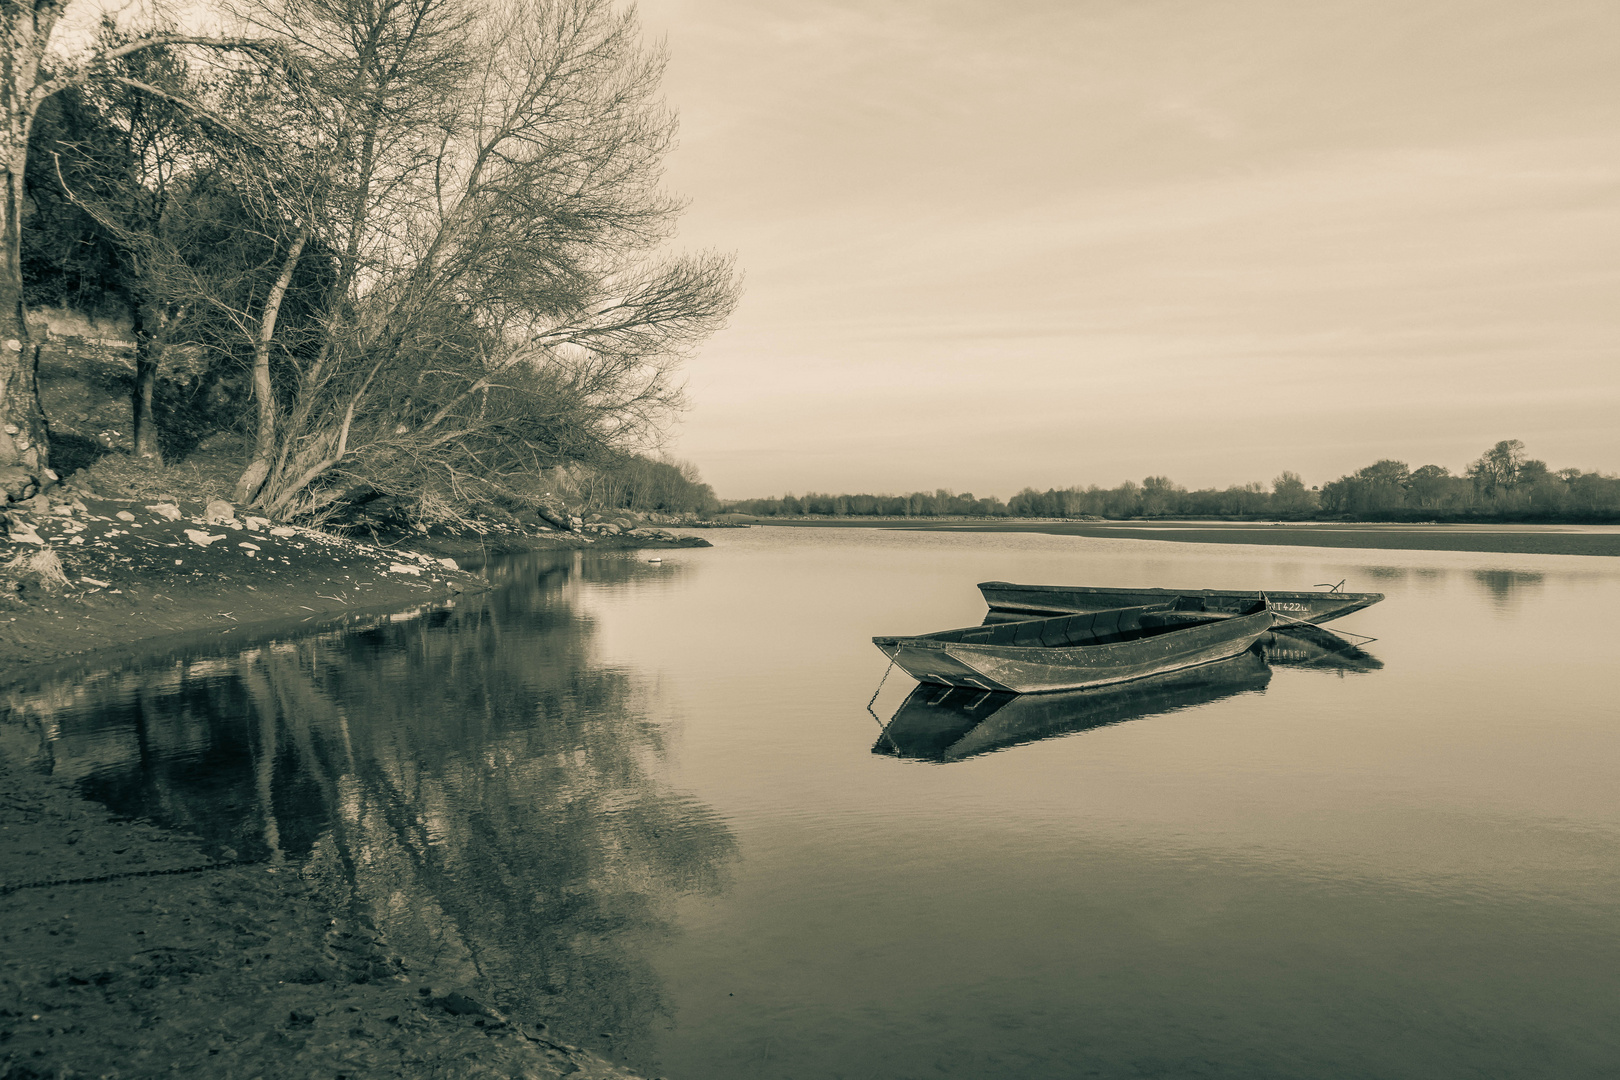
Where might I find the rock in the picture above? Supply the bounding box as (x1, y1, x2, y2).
(533, 497, 575, 532)
(5, 517, 44, 544)
(243, 516, 271, 531)
(438, 557, 460, 570)
(238, 542, 261, 551)
(26, 493, 49, 513)
(183, 529, 228, 547)
(388, 562, 422, 576)
(0, 465, 33, 501)
(145, 503, 183, 521)
(204, 499, 236, 525)
(433, 991, 507, 1024)
(269, 526, 297, 538)
(115, 510, 137, 522)
(37, 467, 58, 493)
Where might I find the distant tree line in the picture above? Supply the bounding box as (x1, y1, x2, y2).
(727, 489, 1012, 518)
(724, 441, 1620, 522)
(584, 455, 716, 515)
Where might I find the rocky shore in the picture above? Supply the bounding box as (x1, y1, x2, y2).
(0, 468, 709, 676)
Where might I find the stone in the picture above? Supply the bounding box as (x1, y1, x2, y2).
(269, 526, 297, 538)
(204, 499, 236, 525)
(5, 520, 44, 544)
(115, 510, 137, 522)
(36, 467, 58, 492)
(145, 503, 183, 521)
(388, 562, 422, 576)
(183, 529, 228, 547)
(532, 492, 575, 532)
(243, 516, 272, 531)
(438, 557, 459, 571)
(26, 493, 49, 513)
(0, 465, 32, 502)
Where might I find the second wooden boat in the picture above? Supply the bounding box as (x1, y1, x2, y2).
(872, 600, 1274, 694)
(978, 581, 1382, 624)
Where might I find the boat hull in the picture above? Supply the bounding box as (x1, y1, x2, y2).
(873, 606, 1274, 694)
(877, 650, 1273, 761)
(978, 582, 1382, 624)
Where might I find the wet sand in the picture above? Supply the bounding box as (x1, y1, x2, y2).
(750, 518, 1620, 557)
(0, 753, 651, 1080)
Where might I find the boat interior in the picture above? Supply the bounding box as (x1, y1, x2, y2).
(908, 598, 1267, 650)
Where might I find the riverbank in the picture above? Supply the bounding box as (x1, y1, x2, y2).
(0, 750, 654, 1080)
(1, 485, 701, 1078)
(1, 483, 708, 677)
(741, 517, 1620, 557)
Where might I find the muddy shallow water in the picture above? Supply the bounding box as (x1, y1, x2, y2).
(8, 526, 1620, 1078)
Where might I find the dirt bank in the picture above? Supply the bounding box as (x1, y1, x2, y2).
(1, 485, 708, 678)
(1, 490, 484, 677)
(0, 752, 655, 1080)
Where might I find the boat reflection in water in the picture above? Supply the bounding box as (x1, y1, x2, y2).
(875, 626, 1380, 762)
(1260, 624, 1384, 674)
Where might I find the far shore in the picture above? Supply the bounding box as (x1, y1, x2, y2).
(737, 516, 1620, 557)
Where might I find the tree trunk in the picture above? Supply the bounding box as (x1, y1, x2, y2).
(0, 1, 52, 470)
(234, 231, 306, 505)
(130, 305, 163, 461)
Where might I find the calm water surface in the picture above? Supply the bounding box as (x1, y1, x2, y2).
(7, 527, 1620, 1078)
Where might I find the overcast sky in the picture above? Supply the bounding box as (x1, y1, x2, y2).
(635, 0, 1619, 499)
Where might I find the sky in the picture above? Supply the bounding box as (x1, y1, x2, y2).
(633, 0, 1619, 499)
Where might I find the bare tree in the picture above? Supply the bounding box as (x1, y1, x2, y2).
(228, 0, 738, 517)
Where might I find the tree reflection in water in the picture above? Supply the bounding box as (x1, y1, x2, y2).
(6, 551, 736, 1058)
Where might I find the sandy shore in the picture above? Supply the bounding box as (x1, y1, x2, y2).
(747, 518, 1620, 557)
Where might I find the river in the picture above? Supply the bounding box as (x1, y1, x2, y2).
(7, 526, 1620, 1078)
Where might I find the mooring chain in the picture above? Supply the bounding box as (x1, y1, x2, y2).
(866, 646, 900, 713)
(0, 859, 250, 897)
(1270, 607, 1379, 644)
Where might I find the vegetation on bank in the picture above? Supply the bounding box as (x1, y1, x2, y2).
(724, 440, 1620, 523)
(1, 0, 735, 532)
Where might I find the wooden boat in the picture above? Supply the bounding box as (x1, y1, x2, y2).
(872, 599, 1274, 694)
(978, 581, 1382, 625)
(875, 650, 1272, 761)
